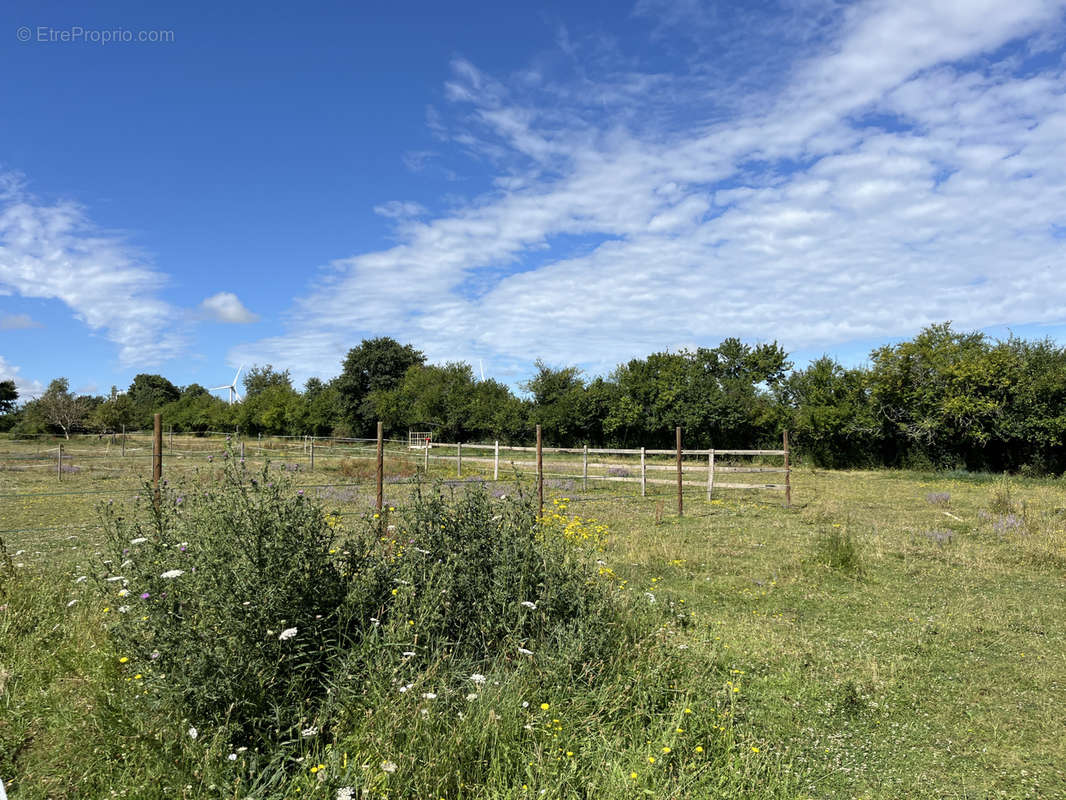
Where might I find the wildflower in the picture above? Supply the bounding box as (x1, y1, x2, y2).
(684, 708, 693, 714)
(647, 756, 655, 764)
(518, 647, 534, 656)
(188, 727, 198, 739)
(695, 746, 704, 753)
(470, 673, 486, 684)
(380, 760, 397, 773)
(402, 651, 415, 658)
(421, 692, 437, 700)
(160, 569, 184, 579)
(227, 753, 237, 761)
(751, 746, 759, 753)
(540, 703, 550, 711)
(133, 673, 142, 680)
(117, 589, 129, 597)
(630, 771, 639, 779)
(302, 726, 318, 737)
(398, 683, 415, 693)
(662, 746, 671, 754)
(140, 592, 150, 599)
(278, 627, 298, 641)
(466, 693, 478, 701)
(74, 575, 87, 583)
(119, 657, 129, 664)
(336, 789, 355, 800)
(520, 601, 537, 609)
(129, 537, 147, 545)
(118, 605, 130, 613)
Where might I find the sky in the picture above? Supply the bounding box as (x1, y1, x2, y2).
(2, 0, 1066, 399)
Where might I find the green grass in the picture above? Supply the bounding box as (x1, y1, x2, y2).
(2, 441, 1065, 799)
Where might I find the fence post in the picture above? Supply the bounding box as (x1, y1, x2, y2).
(310, 437, 315, 472)
(582, 444, 588, 490)
(121, 425, 126, 458)
(57, 442, 63, 482)
(536, 425, 543, 517)
(240, 440, 245, 461)
(457, 442, 462, 478)
(153, 413, 163, 505)
(641, 446, 646, 497)
(169, 426, 173, 448)
(707, 450, 715, 500)
(258, 432, 262, 455)
(784, 429, 791, 508)
(424, 439, 429, 472)
(676, 426, 683, 517)
(493, 440, 499, 481)
(376, 421, 384, 512)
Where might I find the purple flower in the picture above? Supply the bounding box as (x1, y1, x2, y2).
(297, 490, 304, 496)
(176, 496, 184, 505)
(140, 592, 150, 600)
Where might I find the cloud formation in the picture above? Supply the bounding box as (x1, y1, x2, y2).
(0, 354, 43, 398)
(0, 176, 186, 366)
(235, 0, 1066, 380)
(0, 313, 42, 330)
(199, 292, 260, 324)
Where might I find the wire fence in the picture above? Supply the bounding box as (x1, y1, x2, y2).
(0, 421, 791, 553)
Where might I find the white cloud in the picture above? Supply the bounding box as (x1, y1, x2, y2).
(199, 292, 259, 324)
(235, 0, 1066, 382)
(0, 177, 186, 366)
(0, 313, 41, 330)
(0, 354, 43, 399)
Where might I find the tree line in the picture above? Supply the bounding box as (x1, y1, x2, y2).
(3, 323, 1065, 473)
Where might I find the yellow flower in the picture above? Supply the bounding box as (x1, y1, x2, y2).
(133, 674, 142, 680)
(683, 707, 693, 714)
(540, 702, 550, 711)
(661, 746, 671, 754)
(751, 746, 760, 753)
(695, 746, 704, 754)
(391, 588, 399, 595)
(647, 756, 655, 764)
(630, 772, 638, 780)
(118, 656, 129, 664)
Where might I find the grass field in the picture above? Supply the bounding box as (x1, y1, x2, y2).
(1, 435, 1064, 798)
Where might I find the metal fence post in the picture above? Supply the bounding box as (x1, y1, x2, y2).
(153, 413, 163, 505)
(784, 429, 791, 508)
(493, 440, 499, 481)
(583, 444, 588, 490)
(457, 441, 462, 478)
(707, 450, 715, 500)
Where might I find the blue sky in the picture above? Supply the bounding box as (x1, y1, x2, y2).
(2, 0, 1066, 398)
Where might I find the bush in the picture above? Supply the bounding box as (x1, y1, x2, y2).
(97, 455, 635, 754)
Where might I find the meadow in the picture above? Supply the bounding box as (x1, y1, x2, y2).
(1, 434, 1064, 799)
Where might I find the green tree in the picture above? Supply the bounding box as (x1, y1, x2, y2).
(0, 379, 17, 414)
(242, 365, 293, 398)
(335, 338, 425, 435)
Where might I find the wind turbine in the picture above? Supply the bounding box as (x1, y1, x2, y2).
(210, 364, 244, 404)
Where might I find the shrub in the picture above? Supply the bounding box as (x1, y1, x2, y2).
(97, 455, 635, 753)
(98, 457, 365, 746)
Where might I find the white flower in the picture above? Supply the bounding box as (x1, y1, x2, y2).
(398, 683, 414, 693)
(466, 693, 478, 701)
(278, 627, 298, 641)
(188, 727, 198, 739)
(522, 701, 529, 708)
(117, 589, 129, 597)
(517, 647, 533, 656)
(117, 605, 130, 613)
(160, 569, 185, 579)
(645, 592, 657, 604)
(74, 575, 87, 583)
(336, 789, 355, 800)
(370, 617, 380, 626)
(227, 753, 237, 761)
(402, 651, 415, 658)
(380, 760, 397, 773)
(129, 537, 147, 545)
(421, 692, 437, 700)
(520, 601, 537, 609)
(302, 726, 318, 737)
(470, 673, 486, 685)
(120, 560, 132, 568)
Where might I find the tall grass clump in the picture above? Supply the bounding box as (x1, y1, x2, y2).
(815, 526, 864, 576)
